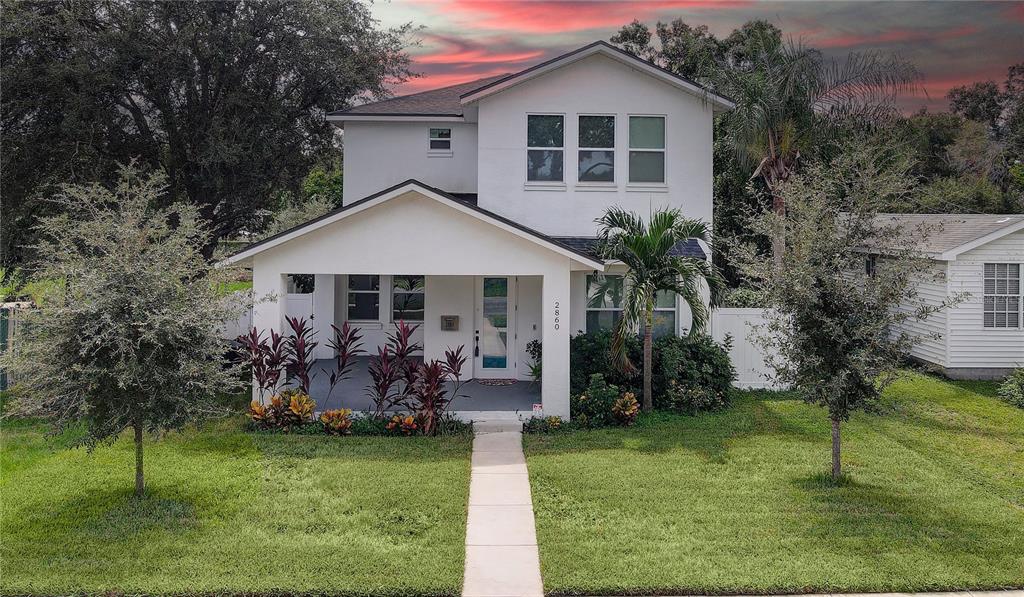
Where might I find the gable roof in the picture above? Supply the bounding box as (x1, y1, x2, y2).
(221, 180, 605, 269)
(328, 41, 734, 122)
(555, 237, 706, 261)
(867, 213, 1024, 260)
(328, 74, 508, 120)
(460, 41, 734, 112)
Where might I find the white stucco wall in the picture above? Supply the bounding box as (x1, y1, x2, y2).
(475, 53, 715, 236)
(342, 121, 478, 203)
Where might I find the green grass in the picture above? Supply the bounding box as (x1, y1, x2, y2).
(217, 279, 253, 295)
(0, 417, 471, 596)
(524, 372, 1024, 595)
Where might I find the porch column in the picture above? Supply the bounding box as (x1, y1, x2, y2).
(541, 264, 571, 419)
(312, 274, 335, 359)
(251, 264, 285, 403)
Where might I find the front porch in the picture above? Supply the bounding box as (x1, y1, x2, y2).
(224, 181, 607, 420)
(307, 357, 540, 417)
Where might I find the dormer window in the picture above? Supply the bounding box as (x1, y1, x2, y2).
(429, 128, 452, 155)
(578, 115, 615, 183)
(628, 116, 665, 184)
(527, 114, 564, 182)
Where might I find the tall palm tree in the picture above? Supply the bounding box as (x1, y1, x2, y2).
(717, 29, 921, 263)
(596, 207, 725, 412)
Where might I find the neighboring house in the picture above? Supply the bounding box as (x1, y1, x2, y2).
(223, 41, 733, 418)
(869, 214, 1024, 379)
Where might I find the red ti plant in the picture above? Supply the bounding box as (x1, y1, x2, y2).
(236, 327, 286, 400)
(367, 345, 400, 418)
(284, 316, 318, 396)
(397, 345, 468, 436)
(388, 320, 423, 400)
(323, 322, 364, 401)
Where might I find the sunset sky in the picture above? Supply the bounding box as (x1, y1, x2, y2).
(370, 0, 1024, 112)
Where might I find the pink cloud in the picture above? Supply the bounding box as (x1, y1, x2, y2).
(413, 34, 545, 65)
(411, 0, 751, 34)
(397, 69, 511, 94)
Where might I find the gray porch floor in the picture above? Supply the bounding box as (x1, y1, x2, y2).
(305, 357, 540, 415)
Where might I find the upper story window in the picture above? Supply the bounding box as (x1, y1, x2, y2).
(348, 275, 380, 321)
(392, 275, 425, 322)
(527, 114, 564, 182)
(578, 115, 615, 183)
(429, 128, 452, 153)
(984, 263, 1020, 328)
(629, 116, 665, 184)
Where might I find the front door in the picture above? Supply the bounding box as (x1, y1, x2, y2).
(474, 276, 517, 379)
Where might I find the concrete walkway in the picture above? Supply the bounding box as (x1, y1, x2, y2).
(463, 422, 543, 597)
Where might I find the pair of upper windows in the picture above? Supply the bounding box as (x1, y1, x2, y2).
(526, 115, 665, 184)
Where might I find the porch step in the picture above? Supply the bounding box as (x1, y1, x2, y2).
(473, 420, 525, 433)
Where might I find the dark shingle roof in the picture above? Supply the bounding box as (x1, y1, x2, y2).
(865, 213, 1024, 256)
(554, 237, 706, 261)
(329, 75, 509, 117)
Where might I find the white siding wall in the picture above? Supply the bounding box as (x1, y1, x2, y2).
(894, 260, 950, 367)
(475, 53, 714, 236)
(515, 276, 543, 380)
(946, 230, 1024, 369)
(342, 121, 478, 203)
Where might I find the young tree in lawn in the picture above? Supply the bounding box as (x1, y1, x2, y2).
(730, 141, 961, 481)
(2, 166, 244, 497)
(596, 207, 725, 412)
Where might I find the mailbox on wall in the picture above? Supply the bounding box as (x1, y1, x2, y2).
(440, 315, 459, 331)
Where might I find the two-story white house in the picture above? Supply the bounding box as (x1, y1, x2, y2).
(224, 41, 734, 418)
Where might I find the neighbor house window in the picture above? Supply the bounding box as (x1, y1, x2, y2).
(578, 115, 614, 182)
(653, 290, 676, 338)
(628, 116, 665, 183)
(348, 275, 380, 321)
(392, 275, 425, 322)
(586, 274, 623, 333)
(984, 263, 1021, 328)
(527, 114, 564, 182)
(429, 128, 451, 151)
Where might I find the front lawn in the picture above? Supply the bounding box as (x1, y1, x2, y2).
(0, 417, 471, 596)
(524, 372, 1024, 595)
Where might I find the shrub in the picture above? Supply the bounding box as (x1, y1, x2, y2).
(386, 414, 419, 435)
(571, 373, 619, 428)
(998, 369, 1024, 408)
(349, 416, 389, 436)
(570, 331, 734, 409)
(526, 339, 543, 383)
(611, 392, 640, 426)
(662, 380, 729, 414)
(522, 415, 568, 433)
(722, 287, 764, 308)
(248, 389, 316, 431)
(570, 331, 640, 395)
(652, 334, 734, 408)
(320, 409, 354, 435)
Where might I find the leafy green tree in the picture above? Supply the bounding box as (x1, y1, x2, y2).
(1, 0, 411, 264)
(2, 166, 244, 497)
(596, 208, 724, 412)
(302, 163, 345, 208)
(731, 141, 960, 480)
(610, 19, 919, 266)
(948, 80, 1004, 135)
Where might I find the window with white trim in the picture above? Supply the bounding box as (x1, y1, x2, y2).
(628, 116, 665, 183)
(578, 115, 614, 183)
(429, 128, 451, 152)
(984, 263, 1021, 328)
(586, 274, 623, 332)
(347, 275, 380, 321)
(392, 275, 425, 322)
(653, 290, 676, 338)
(527, 114, 564, 182)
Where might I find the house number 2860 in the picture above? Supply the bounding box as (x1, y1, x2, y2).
(553, 301, 560, 330)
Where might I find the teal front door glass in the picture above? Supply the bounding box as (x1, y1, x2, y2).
(481, 277, 509, 369)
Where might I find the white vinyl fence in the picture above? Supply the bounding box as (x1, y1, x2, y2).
(220, 291, 253, 341)
(711, 308, 781, 390)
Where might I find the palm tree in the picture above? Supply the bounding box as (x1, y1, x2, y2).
(716, 28, 921, 263)
(596, 207, 725, 412)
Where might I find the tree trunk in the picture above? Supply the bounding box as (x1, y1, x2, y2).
(642, 308, 653, 412)
(134, 420, 145, 498)
(771, 187, 785, 268)
(831, 418, 842, 481)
